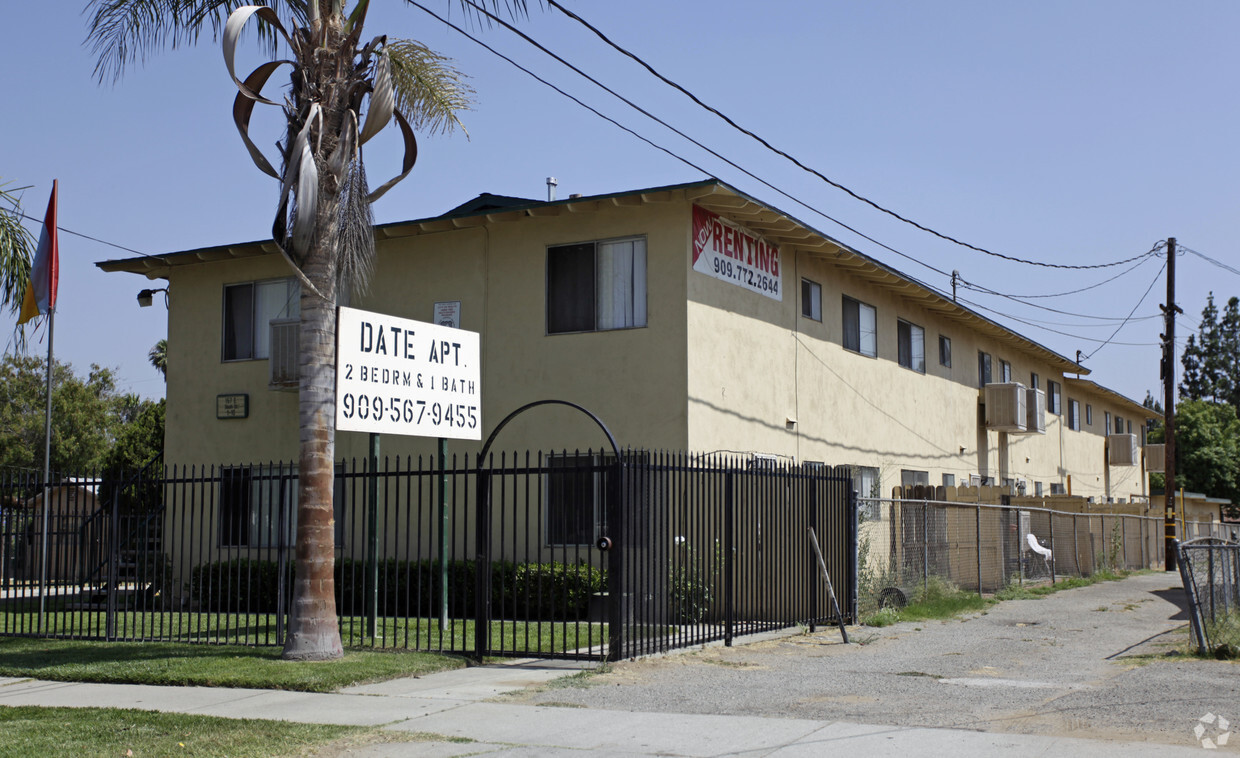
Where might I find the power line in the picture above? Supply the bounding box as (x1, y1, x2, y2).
(1181, 245, 1240, 278)
(960, 250, 1159, 300)
(1083, 260, 1166, 361)
(543, 0, 1155, 272)
(16, 210, 147, 257)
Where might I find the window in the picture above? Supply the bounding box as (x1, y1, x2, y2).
(939, 335, 951, 367)
(901, 470, 929, 488)
(842, 296, 877, 357)
(853, 466, 881, 519)
(219, 464, 343, 547)
(1105, 411, 1112, 433)
(1068, 399, 1080, 430)
(1085, 404, 1093, 426)
(801, 279, 822, 321)
(1035, 481, 1044, 497)
(1000, 360, 1012, 383)
(545, 453, 609, 545)
(1047, 381, 1062, 414)
(1030, 372, 1040, 390)
(1114, 415, 1125, 434)
(977, 351, 992, 387)
(223, 278, 300, 361)
(942, 473, 956, 488)
(1050, 483, 1066, 495)
(1126, 419, 1132, 434)
(547, 237, 647, 334)
(897, 320, 925, 373)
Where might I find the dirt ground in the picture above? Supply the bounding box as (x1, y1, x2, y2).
(508, 572, 1240, 749)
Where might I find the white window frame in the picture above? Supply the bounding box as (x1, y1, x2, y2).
(222, 277, 300, 361)
(801, 278, 822, 321)
(897, 319, 925, 373)
(842, 296, 877, 357)
(546, 236, 647, 334)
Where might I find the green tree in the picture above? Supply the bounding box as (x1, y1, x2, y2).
(0, 355, 126, 473)
(1148, 399, 1240, 507)
(1, 180, 34, 346)
(148, 338, 167, 380)
(84, 0, 534, 660)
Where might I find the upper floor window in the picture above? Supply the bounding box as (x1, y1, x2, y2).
(547, 237, 647, 334)
(1114, 415, 1125, 434)
(1068, 399, 1081, 430)
(223, 278, 299, 361)
(999, 359, 1012, 383)
(842, 296, 877, 357)
(1048, 380, 1062, 414)
(977, 351, 992, 387)
(1030, 372, 1040, 390)
(1086, 404, 1093, 426)
(801, 279, 822, 321)
(939, 335, 951, 367)
(897, 320, 925, 373)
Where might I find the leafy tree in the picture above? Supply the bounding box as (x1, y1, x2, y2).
(0, 355, 126, 473)
(84, 0, 535, 661)
(1148, 399, 1240, 510)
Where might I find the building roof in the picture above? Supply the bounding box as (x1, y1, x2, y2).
(96, 178, 1087, 375)
(1064, 377, 1159, 420)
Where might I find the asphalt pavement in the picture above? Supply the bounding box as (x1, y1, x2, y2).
(0, 572, 1236, 756)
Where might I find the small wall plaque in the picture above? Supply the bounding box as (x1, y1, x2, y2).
(216, 393, 249, 419)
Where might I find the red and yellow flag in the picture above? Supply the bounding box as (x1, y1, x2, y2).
(17, 180, 59, 326)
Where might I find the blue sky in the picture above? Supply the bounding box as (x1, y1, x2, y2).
(4, 1, 1238, 406)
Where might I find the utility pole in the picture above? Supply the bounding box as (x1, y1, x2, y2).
(1162, 238, 1180, 571)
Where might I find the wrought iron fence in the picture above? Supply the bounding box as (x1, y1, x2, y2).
(0, 453, 855, 660)
(856, 497, 1164, 616)
(1176, 538, 1240, 656)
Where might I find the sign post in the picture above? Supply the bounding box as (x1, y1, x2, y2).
(336, 306, 482, 632)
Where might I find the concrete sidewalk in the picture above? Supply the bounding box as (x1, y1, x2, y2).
(0, 659, 1211, 757)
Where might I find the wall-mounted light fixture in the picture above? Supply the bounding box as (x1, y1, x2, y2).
(137, 287, 169, 308)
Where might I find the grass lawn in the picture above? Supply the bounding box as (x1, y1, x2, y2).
(0, 705, 375, 758)
(0, 637, 465, 692)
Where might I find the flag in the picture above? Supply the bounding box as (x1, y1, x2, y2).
(17, 180, 59, 326)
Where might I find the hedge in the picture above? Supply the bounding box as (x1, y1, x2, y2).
(188, 557, 604, 621)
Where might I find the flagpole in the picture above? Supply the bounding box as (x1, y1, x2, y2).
(38, 308, 54, 634)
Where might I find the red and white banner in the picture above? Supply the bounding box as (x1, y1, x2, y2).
(692, 205, 781, 301)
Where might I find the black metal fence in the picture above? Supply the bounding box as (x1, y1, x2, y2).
(0, 454, 855, 660)
(1176, 538, 1240, 656)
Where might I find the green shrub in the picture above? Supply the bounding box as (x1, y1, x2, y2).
(188, 557, 604, 621)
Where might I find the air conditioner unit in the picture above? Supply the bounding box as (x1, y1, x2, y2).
(1024, 388, 1046, 434)
(269, 318, 300, 390)
(1144, 443, 1165, 472)
(984, 383, 1027, 432)
(1108, 434, 1138, 466)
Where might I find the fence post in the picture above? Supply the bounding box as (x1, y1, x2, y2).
(807, 477, 818, 632)
(366, 435, 379, 644)
(976, 505, 983, 598)
(1048, 510, 1056, 584)
(106, 479, 121, 641)
(846, 476, 858, 623)
(922, 501, 929, 595)
(606, 457, 625, 662)
(276, 463, 288, 645)
(724, 471, 735, 647)
(473, 463, 491, 662)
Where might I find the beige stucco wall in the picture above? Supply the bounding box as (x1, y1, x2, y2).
(164, 200, 693, 469)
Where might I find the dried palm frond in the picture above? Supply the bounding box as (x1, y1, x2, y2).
(335, 157, 375, 298)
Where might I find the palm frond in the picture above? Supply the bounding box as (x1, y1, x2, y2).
(335, 157, 376, 297)
(84, 0, 309, 83)
(0, 183, 34, 317)
(384, 38, 474, 137)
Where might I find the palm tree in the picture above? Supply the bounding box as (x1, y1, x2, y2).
(85, 0, 532, 660)
(149, 338, 167, 379)
(1, 180, 35, 348)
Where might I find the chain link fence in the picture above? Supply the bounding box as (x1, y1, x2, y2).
(857, 496, 1164, 617)
(1176, 538, 1240, 657)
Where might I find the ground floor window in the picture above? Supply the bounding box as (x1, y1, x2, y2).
(219, 464, 343, 548)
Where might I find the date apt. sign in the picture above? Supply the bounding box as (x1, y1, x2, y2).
(335, 306, 481, 440)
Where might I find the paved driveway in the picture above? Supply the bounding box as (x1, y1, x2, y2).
(512, 572, 1240, 748)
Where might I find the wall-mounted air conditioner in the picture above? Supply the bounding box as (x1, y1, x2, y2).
(1144, 443, 1165, 472)
(1024, 388, 1046, 434)
(984, 383, 1027, 432)
(1108, 434, 1138, 466)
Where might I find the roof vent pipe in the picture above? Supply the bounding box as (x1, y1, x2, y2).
(546, 176, 557, 202)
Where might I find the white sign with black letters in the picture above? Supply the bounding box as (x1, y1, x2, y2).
(335, 306, 481, 440)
